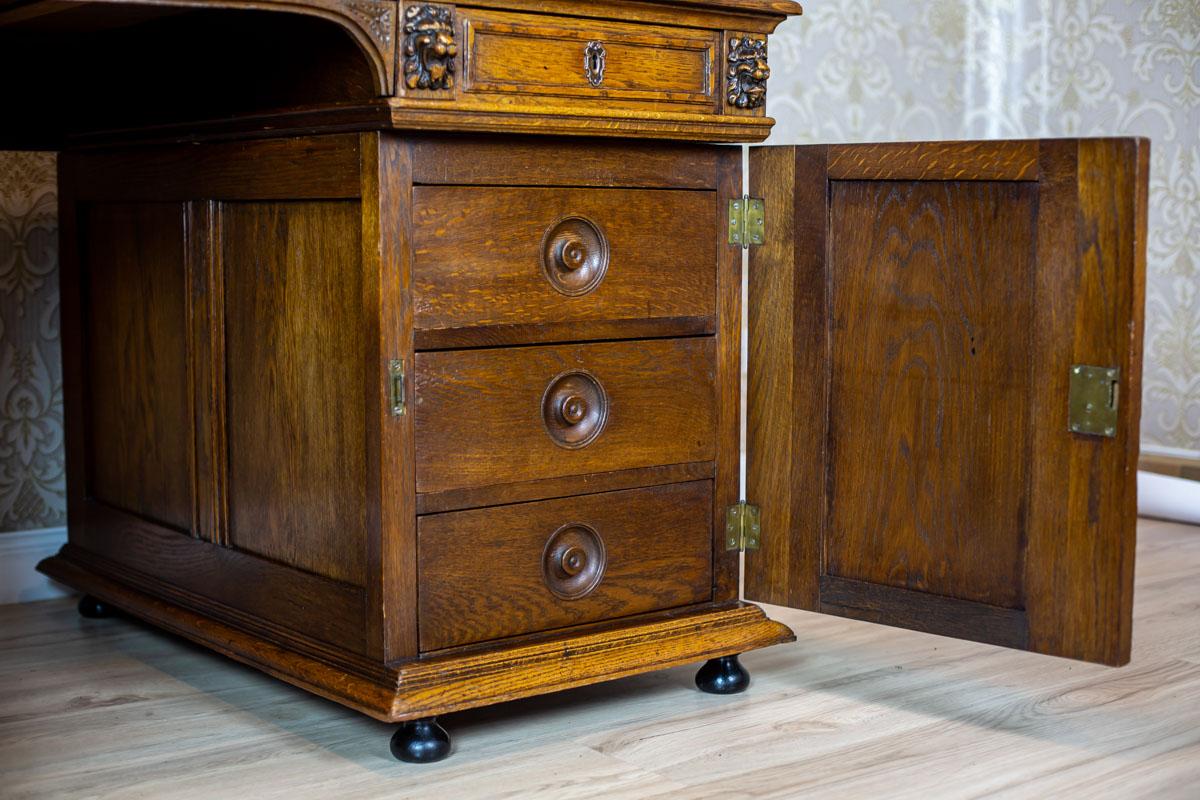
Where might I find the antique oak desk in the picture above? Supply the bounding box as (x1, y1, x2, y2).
(1, 0, 1148, 764)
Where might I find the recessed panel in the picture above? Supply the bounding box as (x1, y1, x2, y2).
(827, 180, 1037, 609)
(223, 201, 367, 586)
(84, 203, 192, 532)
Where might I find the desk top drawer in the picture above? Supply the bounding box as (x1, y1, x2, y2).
(418, 480, 714, 651)
(412, 186, 717, 348)
(413, 338, 717, 495)
(462, 9, 718, 107)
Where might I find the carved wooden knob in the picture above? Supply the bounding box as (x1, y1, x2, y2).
(556, 237, 588, 272)
(542, 371, 608, 449)
(560, 546, 588, 577)
(559, 394, 589, 425)
(541, 216, 609, 296)
(543, 524, 606, 599)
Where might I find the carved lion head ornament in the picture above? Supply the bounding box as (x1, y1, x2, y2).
(726, 36, 770, 110)
(404, 4, 458, 92)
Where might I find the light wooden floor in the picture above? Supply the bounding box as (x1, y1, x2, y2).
(2, 519, 1198, 799)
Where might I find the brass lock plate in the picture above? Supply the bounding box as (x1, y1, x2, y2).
(1068, 365, 1119, 438)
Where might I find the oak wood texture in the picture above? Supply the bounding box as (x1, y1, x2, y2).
(222, 200, 368, 586)
(9, 519, 1196, 799)
(413, 338, 718, 494)
(746, 139, 1149, 667)
(52, 128, 754, 735)
(412, 185, 716, 347)
(418, 481, 714, 651)
(409, 136, 722, 189)
(360, 131, 420, 662)
(82, 202, 194, 533)
(460, 9, 717, 107)
(36, 549, 793, 722)
(414, 462, 716, 515)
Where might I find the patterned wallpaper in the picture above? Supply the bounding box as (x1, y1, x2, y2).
(765, 0, 1200, 458)
(0, 0, 1196, 532)
(0, 152, 62, 532)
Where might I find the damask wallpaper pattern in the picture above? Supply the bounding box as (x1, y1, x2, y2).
(765, 0, 1199, 457)
(0, 152, 62, 532)
(0, 0, 1196, 532)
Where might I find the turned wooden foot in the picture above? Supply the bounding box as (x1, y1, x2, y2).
(695, 655, 750, 695)
(77, 595, 114, 619)
(390, 717, 451, 763)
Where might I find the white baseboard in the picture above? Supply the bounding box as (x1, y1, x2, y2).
(0, 527, 70, 605)
(1141, 443, 1200, 462)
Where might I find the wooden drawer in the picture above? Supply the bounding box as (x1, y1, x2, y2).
(412, 186, 717, 347)
(462, 9, 718, 107)
(413, 338, 717, 495)
(418, 480, 714, 651)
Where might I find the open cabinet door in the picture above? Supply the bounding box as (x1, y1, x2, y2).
(745, 140, 1149, 666)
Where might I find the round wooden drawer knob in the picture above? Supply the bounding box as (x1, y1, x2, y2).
(540, 216, 609, 296)
(560, 545, 588, 576)
(542, 371, 608, 449)
(543, 524, 606, 600)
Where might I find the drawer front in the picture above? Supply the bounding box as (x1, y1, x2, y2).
(418, 480, 714, 651)
(413, 186, 717, 343)
(414, 338, 717, 494)
(463, 10, 717, 106)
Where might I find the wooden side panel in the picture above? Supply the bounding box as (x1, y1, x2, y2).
(418, 481, 714, 652)
(222, 201, 368, 586)
(826, 179, 1036, 609)
(83, 203, 193, 532)
(747, 139, 1147, 666)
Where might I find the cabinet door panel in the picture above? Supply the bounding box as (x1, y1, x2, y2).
(746, 139, 1149, 666)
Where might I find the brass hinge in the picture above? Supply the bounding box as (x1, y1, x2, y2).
(389, 358, 406, 416)
(728, 196, 765, 248)
(1068, 364, 1119, 437)
(725, 502, 761, 551)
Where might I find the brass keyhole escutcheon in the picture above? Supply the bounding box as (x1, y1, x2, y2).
(542, 370, 609, 449)
(584, 40, 606, 87)
(543, 524, 606, 600)
(540, 216, 609, 297)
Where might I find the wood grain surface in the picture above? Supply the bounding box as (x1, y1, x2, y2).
(8, 519, 1196, 799)
(461, 9, 717, 106)
(222, 200, 368, 586)
(826, 178, 1036, 609)
(82, 202, 193, 533)
(746, 139, 1148, 667)
(413, 338, 717, 494)
(412, 186, 717, 345)
(418, 481, 714, 651)
(409, 137, 721, 190)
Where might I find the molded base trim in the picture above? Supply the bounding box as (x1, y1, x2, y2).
(38, 552, 795, 722)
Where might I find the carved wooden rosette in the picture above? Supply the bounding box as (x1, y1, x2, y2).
(403, 3, 458, 92)
(726, 35, 770, 110)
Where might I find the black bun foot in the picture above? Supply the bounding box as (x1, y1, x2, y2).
(390, 717, 451, 763)
(77, 595, 114, 619)
(695, 655, 750, 695)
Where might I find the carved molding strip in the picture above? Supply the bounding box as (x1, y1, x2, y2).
(403, 3, 458, 92)
(726, 35, 770, 110)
